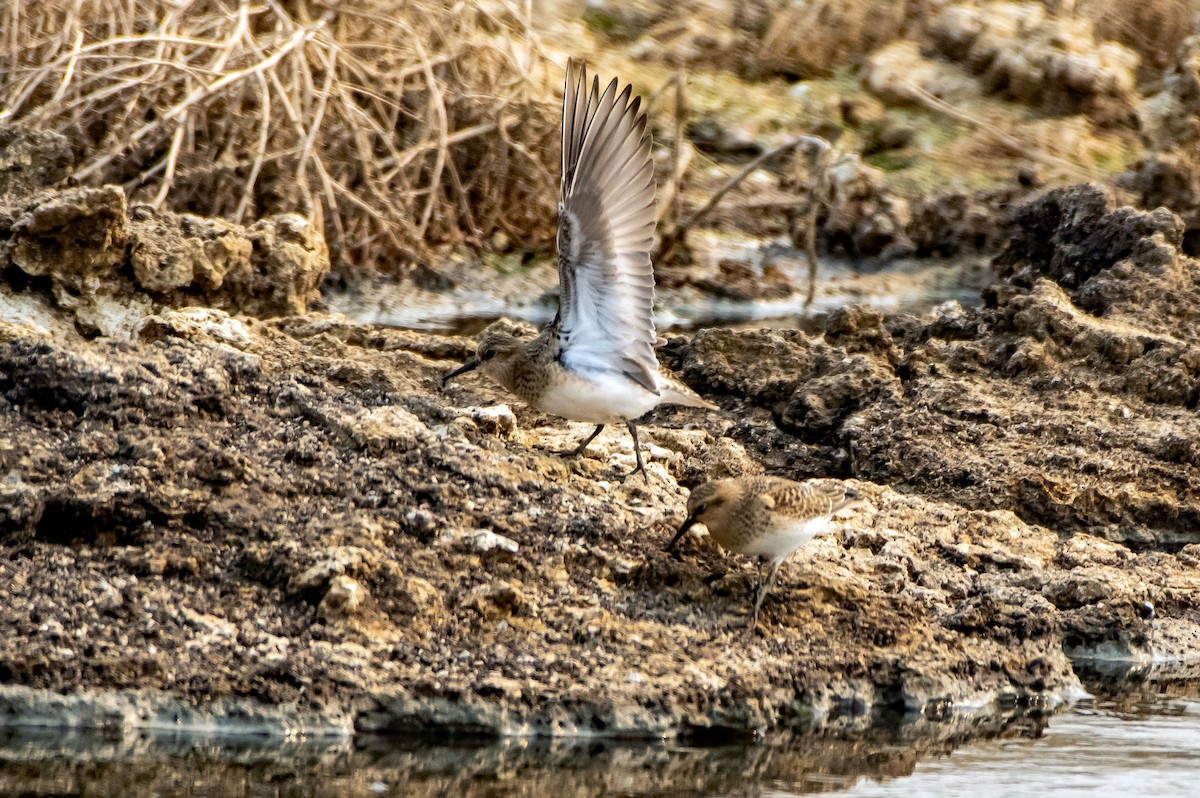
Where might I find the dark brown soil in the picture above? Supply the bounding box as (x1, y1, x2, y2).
(675, 185, 1200, 551)
(2, 141, 1199, 739)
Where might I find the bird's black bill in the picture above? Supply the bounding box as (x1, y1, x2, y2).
(442, 359, 480, 386)
(665, 517, 697, 552)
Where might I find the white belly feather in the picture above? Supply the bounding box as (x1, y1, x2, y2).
(535, 368, 661, 424)
(736, 517, 831, 565)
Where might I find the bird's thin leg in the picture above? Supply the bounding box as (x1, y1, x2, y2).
(558, 424, 604, 458)
(749, 560, 782, 631)
(746, 559, 766, 630)
(621, 420, 649, 482)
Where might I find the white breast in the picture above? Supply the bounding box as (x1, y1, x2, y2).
(737, 517, 831, 565)
(536, 368, 661, 424)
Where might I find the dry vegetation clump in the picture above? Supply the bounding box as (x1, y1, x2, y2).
(602, 0, 941, 79)
(0, 0, 561, 276)
(929, 2, 1140, 125)
(1072, 0, 1200, 77)
(752, 0, 939, 79)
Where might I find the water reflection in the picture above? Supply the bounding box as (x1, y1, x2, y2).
(0, 708, 1049, 797)
(839, 691, 1200, 797)
(356, 710, 1047, 797)
(1074, 658, 1200, 720)
(4, 688, 1199, 797)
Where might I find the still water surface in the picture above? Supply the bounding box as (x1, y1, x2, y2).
(327, 250, 991, 336)
(1, 684, 1197, 797)
(838, 691, 1200, 797)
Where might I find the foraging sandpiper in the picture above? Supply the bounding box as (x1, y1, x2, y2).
(666, 476, 863, 629)
(443, 62, 716, 480)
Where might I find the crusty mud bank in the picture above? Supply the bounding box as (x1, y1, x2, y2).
(0, 299, 1092, 737)
(2, 125, 1198, 738)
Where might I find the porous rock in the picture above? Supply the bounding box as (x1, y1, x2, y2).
(929, 2, 1139, 125)
(0, 126, 328, 332)
(676, 184, 1200, 549)
(0, 289, 1104, 739)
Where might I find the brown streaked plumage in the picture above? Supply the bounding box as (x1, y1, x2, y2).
(443, 61, 717, 480)
(666, 476, 864, 629)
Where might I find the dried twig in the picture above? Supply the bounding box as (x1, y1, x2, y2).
(0, 0, 561, 273)
(657, 137, 809, 263)
(655, 70, 691, 227)
(797, 137, 834, 308)
(901, 81, 1100, 182)
(75, 17, 329, 182)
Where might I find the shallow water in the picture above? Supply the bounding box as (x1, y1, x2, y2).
(327, 247, 991, 336)
(836, 694, 1200, 797)
(2, 684, 1198, 797)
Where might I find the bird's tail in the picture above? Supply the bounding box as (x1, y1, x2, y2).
(657, 374, 718, 411)
(659, 384, 718, 411)
(834, 486, 867, 513)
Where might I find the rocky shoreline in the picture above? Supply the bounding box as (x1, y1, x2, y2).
(1, 124, 1199, 741)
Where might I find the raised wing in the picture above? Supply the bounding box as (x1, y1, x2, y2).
(556, 62, 658, 392)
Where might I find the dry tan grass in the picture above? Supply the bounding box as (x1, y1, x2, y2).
(753, 0, 937, 79)
(1071, 0, 1199, 76)
(754, 0, 1200, 81)
(0, 0, 561, 275)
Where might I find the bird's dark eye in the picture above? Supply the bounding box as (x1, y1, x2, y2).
(481, 347, 497, 360)
(693, 503, 706, 515)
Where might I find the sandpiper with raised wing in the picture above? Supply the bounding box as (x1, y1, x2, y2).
(444, 63, 716, 480)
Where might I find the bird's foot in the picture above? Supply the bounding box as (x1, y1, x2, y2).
(744, 610, 762, 637)
(553, 424, 604, 460)
(620, 462, 650, 483)
(554, 443, 591, 459)
(620, 421, 650, 483)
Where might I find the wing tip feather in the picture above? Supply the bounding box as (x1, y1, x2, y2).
(556, 63, 659, 387)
